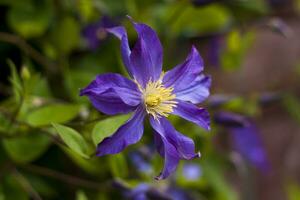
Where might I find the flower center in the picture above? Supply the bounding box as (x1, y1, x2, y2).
(136, 73, 177, 119)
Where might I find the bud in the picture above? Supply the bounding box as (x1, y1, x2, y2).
(21, 66, 30, 80)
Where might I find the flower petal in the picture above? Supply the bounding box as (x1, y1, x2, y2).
(96, 106, 146, 156)
(80, 73, 141, 115)
(214, 111, 250, 127)
(230, 123, 270, 172)
(172, 100, 210, 130)
(107, 19, 163, 87)
(175, 74, 211, 104)
(163, 46, 204, 92)
(106, 26, 133, 77)
(150, 117, 200, 180)
(130, 18, 163, 81)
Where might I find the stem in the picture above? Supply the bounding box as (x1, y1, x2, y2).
(12, 168, 43, 200)
(20, 164, 109, 190)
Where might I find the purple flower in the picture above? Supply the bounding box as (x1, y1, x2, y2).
(182, 163, 202, 181)
(214, 112, 270, 172)
(80, 17, 211, 180)
(208, 36, 223, 67)
(129, 151, 152, 174)
(113, 181, 170, 200)
(167, 187, 193, 200)
(82, 16, 116, 50)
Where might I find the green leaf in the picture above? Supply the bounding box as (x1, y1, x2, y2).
(52, 17, 80, 54)
(7, 1, 52, 38)
(92, 114, 130, 146)
(202, 158, 238, 200)
(1, 173, 29, 200)
(109, 153, 128, 178)
(76, 190, 88, 200)
(170, 4, 231, 37)
(221, 30, 255, 71)
(26, 104, 80, 127)
(287, 181, 300, 200)
(2, 133, 51, 163)
(283, 94, 300, 123)
(62, 147, 106, 176)
(24, 174, 57, 198)
(7, 60, 23, 104)
(52, 123, 91, 158)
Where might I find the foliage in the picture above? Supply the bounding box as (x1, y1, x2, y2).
(0, 0, 299, 199)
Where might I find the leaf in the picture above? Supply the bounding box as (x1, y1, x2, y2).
(76, 190, 88, 200)
(62, 147, 107, 176)
(52, 123, 91, 158)
(109, 153, 128, 178)
(51, 17, 80, 54)
(201, 158, 238, 200)
(7, 0, 52, 38)
(7, 60, 23, 104)
(24, 174, 57, 198)
(26, 104, 80, 127)
(287, 181, 300, 200)
(221, 30, 255, 71)
(92, 114, 130, 146)
(1, 173, 29, 200)
(283, 94, 300, 123)
(170, 4, 231, 37)
(2, 133, 51, 163)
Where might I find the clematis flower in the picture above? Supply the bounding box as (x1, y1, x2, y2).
(82, 16, 116, 50)
(80, 17, 211, 180)
(214, 112, 270, 172)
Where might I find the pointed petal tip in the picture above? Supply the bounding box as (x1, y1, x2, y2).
(196, 151, 201, 158)
(79, 88, 86, 96)
(126, 15, 137, 25)
(154, 173, 164, 181)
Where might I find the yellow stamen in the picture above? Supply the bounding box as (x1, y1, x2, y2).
(135, 73, 177, 120)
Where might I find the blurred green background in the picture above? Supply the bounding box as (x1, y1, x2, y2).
(0, 0, 300, 199)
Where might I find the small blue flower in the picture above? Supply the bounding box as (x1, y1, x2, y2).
(182, 163, 202, 181)
(80, 17, 211, 180)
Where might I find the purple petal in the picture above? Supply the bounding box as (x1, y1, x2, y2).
(96, 106, 146, 156)
(230, 124, 270, 172)
(80, 73, 141, 115)
(150, 117, 200, 180)
(106, 26, 133, 77)
(175, 74, 211, 104)
(172, 100, 210, 130)
(107, 18, 163, 87)
(214, 111, 250, 127)
(82, 16, 116, 50)
(130, 18, 163, 82)
(163, 46, 204, 92)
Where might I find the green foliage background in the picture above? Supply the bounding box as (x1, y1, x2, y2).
(0, 0, 300, 199)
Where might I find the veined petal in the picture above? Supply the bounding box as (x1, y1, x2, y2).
(175, 75, 211, 104)
(172, 100, 210, 131)
(130, 18, 163, 81)
(96, 106, 146, 156)
(150, 117, 200, 180)
(80, 73, 141, 115)
(107, 18, 163, 87)
(163, 46, 204, 92)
